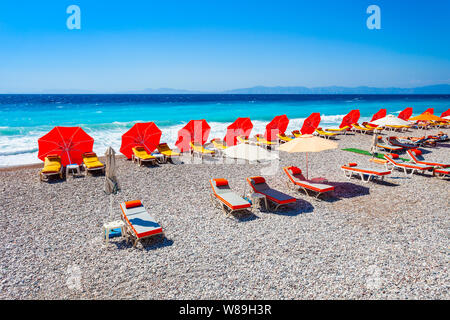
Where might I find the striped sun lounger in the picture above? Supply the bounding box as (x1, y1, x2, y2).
(120, 200, 164, 248)
(384, 154, 433, 176)
(341, 163, 391, 183)
(283, 166, 334, 198)
(209, 179, 252, 217)
(247, 176, 296, 211)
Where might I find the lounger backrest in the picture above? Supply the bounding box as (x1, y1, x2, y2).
(247, 176, 270, 191)
(157, 143, 170, 152)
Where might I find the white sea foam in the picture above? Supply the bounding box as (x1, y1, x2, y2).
(0, 115, 350, 167)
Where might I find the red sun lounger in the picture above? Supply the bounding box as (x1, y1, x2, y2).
(341, 163, 391, 183)
(433, 168, 449, 179)
(120, 200, 164, 247)
(247, 176, 296, 211)
(406, 149, 449, 168)
(283, 166, 334, 198)
(384, 154, 433, 176)
(209, 178, 252, 217)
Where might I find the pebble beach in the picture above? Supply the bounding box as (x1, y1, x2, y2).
(0, 128, 448, 300)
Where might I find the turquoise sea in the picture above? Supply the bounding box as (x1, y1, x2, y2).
(0, 94, 449, 167)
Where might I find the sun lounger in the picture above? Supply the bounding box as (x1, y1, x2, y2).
(236, 136, 250, 144)
(315, 128, 338, 139)
(157, 143, 180, 162)
(277, 133, 293, 143)
(291, 130, 302, 138)
(385, 124, 411, 132)
(40, 154, 64, 182)
(210, 138, 227, 150)
(209, 179, 252, 217)
(387, 137, 418, 149)
(433, 168, 449, 179)
(132, 146, 157, 166)
(119, 200, 164, 247)
(384, 153, 433, 176)
(352, 123, 374, 134)
(190, 142, 216, 158)
(247, 176, 296, 211)
(341, 163, 391, 183)
(406, 149, 449, 168)
(255, 134, 276, 148)
(283, 166, 334, 198)
(375, 137, 403, 152)
(82, 152, 105, 175)
(325, 126, 350, 135)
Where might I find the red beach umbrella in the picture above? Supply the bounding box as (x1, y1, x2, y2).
(340, 110, 360, 128)
(38, 126, 94, 166)
(175, 119, 211, 152)
(441, 109, 450, 118)
(300, 113, 321, 134)
(120, 122, 162, 159)
(370, 109, 387, 122)
(422, 108, 434, 115)
(224, 117, 253, 146)
(398, 107, 413, 120)
(265, 115, 289, 141)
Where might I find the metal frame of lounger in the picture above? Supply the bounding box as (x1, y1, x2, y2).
(283, 168, 334, 199)
(384, 155, 432, 177)
(433, 168, 449, 179)
(341, 166, 391, 183)
(131, 154, 157, 166)
(209, 180, 252, 217)
(119, 202, 164, 248)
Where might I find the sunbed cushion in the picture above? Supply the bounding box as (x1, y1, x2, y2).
(390, 153, 399, 159)
(288, 166, 302, 175)
(214, 178, 229, 186)
(348, 163, 357, 167)
(125, 200, 142, 209)
(46, 154, 60, 160)
(134, 146, 145, 151)
(83, 152, 97, 157)
(251, 177, 266, 184)
(411, 149, 422, 155)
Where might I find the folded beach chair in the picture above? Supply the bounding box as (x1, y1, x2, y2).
(190, 142, 216, 158)
(283, 166, 334, 198)
(40, 154, 64, 182)
(325, 126, 350, 135)
(236, 136, 250, 144)
(352, 123, 374, 134)
(157, 143, 180, 162)
(132, 146, 157, 166)
(246, 176, 296, 211)
(277, 133, 293, 143)
(341, 162, 391, 183)
(255, 134, 276, 148)
(315, 128, 338, 139)
(384, 153, 433, 176)
(82, 152, 105, 175)
(433, 168, 449, 179)
(119, 200, 164, 247)
(210, 138, 227, 150)
(291, 130, 302, 138)
(209, 178, 252, 217)
(406, 149, 449, 168)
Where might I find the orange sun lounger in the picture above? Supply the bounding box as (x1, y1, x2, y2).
(209, 178, 252, 217)
(341, 163, 391, 183)
(384, 153, 433, 176)
(406, 149, 449, 168)
(283, 166, 334, 198)
(247, 176, 296, 211)
(119, 200, 164, 248)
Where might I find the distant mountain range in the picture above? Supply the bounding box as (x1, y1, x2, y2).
(123, 84, 450, 94)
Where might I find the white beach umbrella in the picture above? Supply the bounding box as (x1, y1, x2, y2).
(223, 143, 279, 162)
(371, 114, 411, 127)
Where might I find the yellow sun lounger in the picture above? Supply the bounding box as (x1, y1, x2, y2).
(40, 154, 64, 182)
(210, 138, 227, 150)
(315, 128, 338, 139)
(157, 143, 180, 162)
(352, 124, 374, 134)
(132, 146, 157, 166)
(190, 142, 216, 158)
(255, 134, 276, 148)
(236, 136, 250, 144)
(325, 126, 350, 134)
(291, 130, 302, 138)
(82, 152, 105, 175)
(277, 133, 293, 143)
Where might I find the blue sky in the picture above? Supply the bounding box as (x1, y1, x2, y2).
(0, 0, 449, 92)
